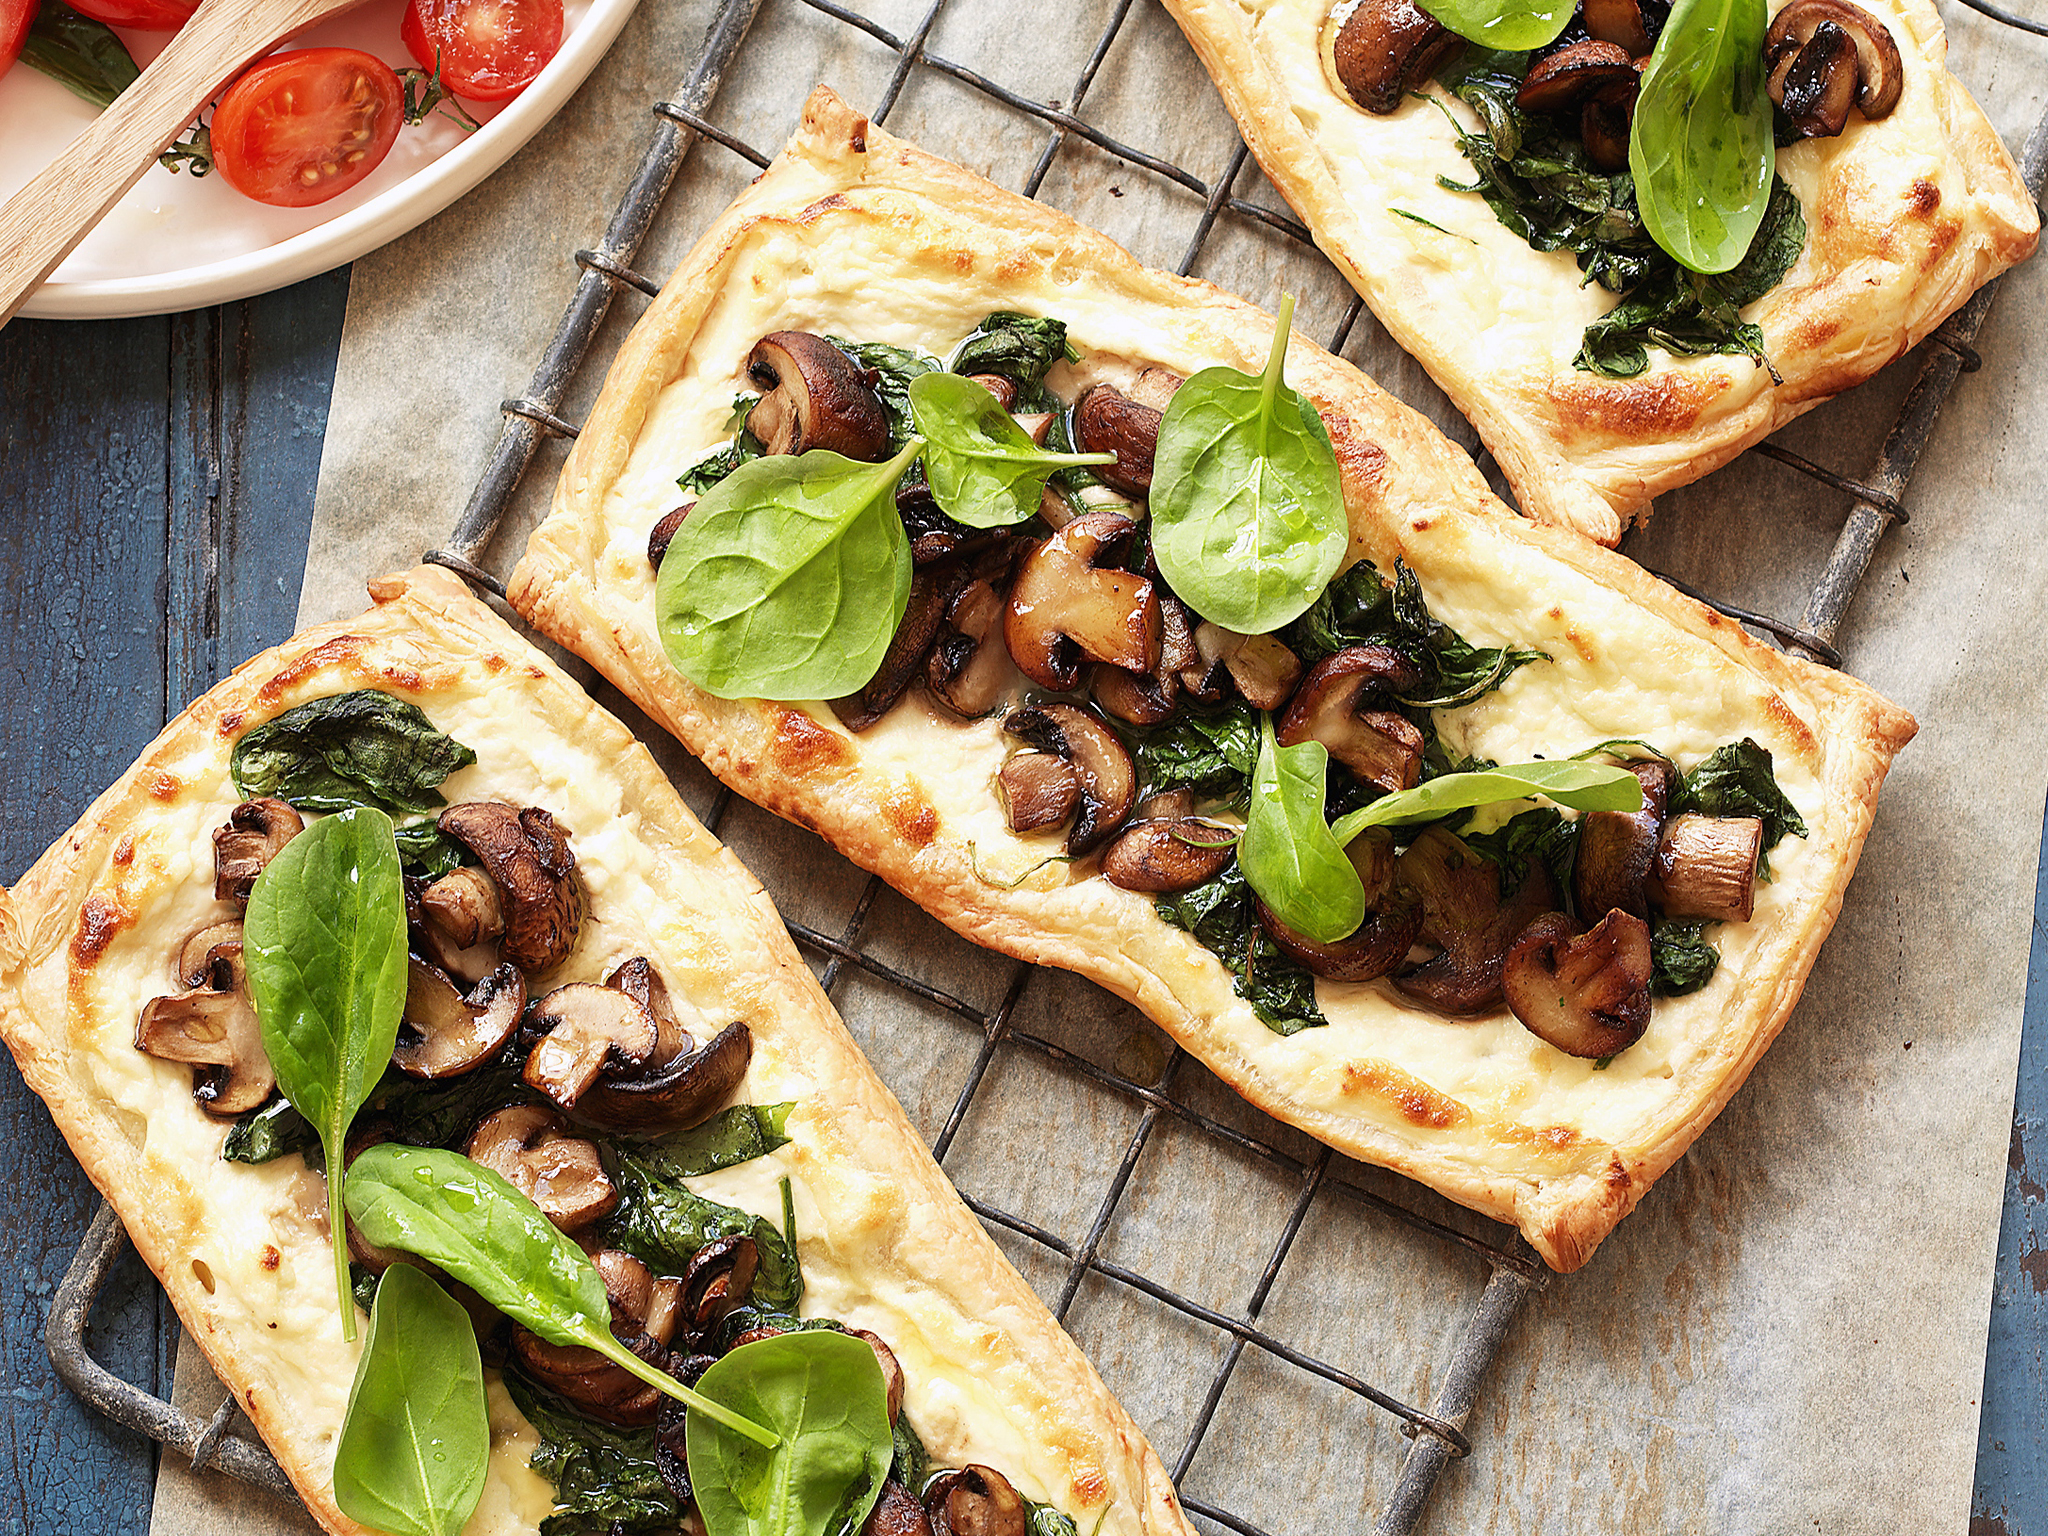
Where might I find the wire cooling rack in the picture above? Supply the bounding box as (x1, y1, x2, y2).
(49, 1, 2048, 1532)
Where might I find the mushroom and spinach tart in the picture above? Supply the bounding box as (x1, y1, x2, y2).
(1159, 0, 2038, 544)
(0, 568, 1191, 1536)
(509, 89, 1917, 1271)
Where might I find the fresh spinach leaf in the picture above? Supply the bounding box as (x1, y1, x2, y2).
(1628, 0, 1776, 274)
(244, 808, 411, 1337)
(949, 313, 1077, 406)
(1155, 865, 1328, 1035)
(656, 439, 922, 702)
(1239, 717, 1365, 945)
(1651, 918, 1720, 995)
(640, 1103, 794, 1179)
(1150, 294, 1349, 635)
(1418, 0, 1572, 51)
(1670, 737, 1805, 877)
(504, 1370, 681, 1536)
(1133, 703, 1260, 807)
(232, 691, 478, 816)
(685, 1331, 894, 1536)
(1329, 760, 1642, 844)
(345, 1145, 777, 1446)
(604, 1153, 802, 1311)
(333, 1264, 489, 1536)
(826, 338, 939, 453)
(908, 374, 1114, 529)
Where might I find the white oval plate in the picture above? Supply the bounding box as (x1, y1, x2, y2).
(0, 0, 638, 318)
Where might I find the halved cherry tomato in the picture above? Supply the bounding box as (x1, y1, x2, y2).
(2, 0, 35, 72)
(210, 49, 404, 209)
(400, 0, 562, 102)
(63, 0, 199, 29)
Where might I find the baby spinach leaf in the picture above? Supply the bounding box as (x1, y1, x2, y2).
(345, 1145, 778, 1447)
(1670, 737, 1806, 877)
(1418, 0, 1573, 51)
(1628, 0, 1776, 274)
(333, 1264, 489, 1536)
(1154, 865, 1327, 1035)
(826, 338, 938, 453)
(503, 1369, 681, 1536)
(232, 691, 478, 816)
(1330, 760, 1642, 844)
(640, 1103, 795, 1180)
(657, 439, 922, 702)
(1150, 294, 1348, 635)
(1133, 703, 1260, 808)
(908, 374, 1115, 529)
(685, 1331, 894, 1536)
(1650, 918, 1720, 995)
(1239, 717, 1366, 945)
(604, 1153, 802, 1310)
(243, 808, 410, 1338)
(949, 313, 1078, 406)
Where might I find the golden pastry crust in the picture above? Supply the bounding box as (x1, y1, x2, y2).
(508, 87, 1917, 1272)
(1161, 0, 2039, 544)
(0, 566, 1191, 1536)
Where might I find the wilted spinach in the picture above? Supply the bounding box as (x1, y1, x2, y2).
(1027, 1505, 1080, 1536)
(393, 821, 468, 881)
(639, 1102, 794, 1180)
(1461, 806, 1580, 903)
(1155, 865, 1328, 1035)
(1651, 919, 1720, 995)
(604, 1154, 803, 1310)
(232, 691, 478, 817)
(949, 313, 1077, 408)
(1669, 737, 1806, 877)
(827, 338, 939, 453)
(504, 1370, 682, 1536)
(1133, 703, 1259, 807)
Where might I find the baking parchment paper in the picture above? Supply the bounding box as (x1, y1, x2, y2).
(152, 2, 2048, 1531)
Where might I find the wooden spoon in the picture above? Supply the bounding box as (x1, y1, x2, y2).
(0, 0, 366, 327)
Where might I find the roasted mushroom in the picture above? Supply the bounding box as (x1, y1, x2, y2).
(176, 921, 244, 988)
(1257, 830, 1424, 982)
(746, 332, 891, 460)
(1648, 814, 1763, 923)
(1001, 704, 1138, 856)
(1501, 909, 1654, 1058)
(605, 955, 693, 1064)
(1581, 80, 1638, 172)
(1191, 623, 1304, 712)
(392, 959, 525, 1079)
(1003, 512, 1161, 691)
(1571, 759, 1670, 921)
(647, 503, 693, 571)
(513, 1249, 683, 1425)
(965, 373, 1020, 410)
(464, 1104, 619, 1234)
(850, 1329, 907, 1425)
(418, 866, 505, 953)
(521, 982, 659, 1110)
(1327, 0, 1461, 115)
(213, 797, 304, 903)
(1765, 0, 1903, 133)
(836, 564, 965, 732)
(1390, 827, 1561, 1014)
(925, 1466, 1027, 1536)
(1517, 39, 1638, 113)
(1071, 385, 1163, 499)
(678, 1234, 760, 1343)
(135, 946, 276, 1115)
(1276, 646, 1427, 793)
(927, 576, 1018, 719)
(438, 803, 585, 973)
(577, 1021, 754, 1134)
(1101, 818, 1238, 893)
(867, 1482, 936, 1536)
(1093, 597, 1198, 726)
(997, 752, 1080, 835)
(1582, 0, 1655, 56)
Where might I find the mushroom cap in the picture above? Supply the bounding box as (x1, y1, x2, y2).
(646, 503, 694, 571)
(746, 332, 892, 461)
(521, 982, 659, 1111)
(438, 803, 586, 974)
(213, 797, 304, 904)
(1071, 385, 1163, 499)
(1259, 897, 1423, 983)
(1326, 0, 1461, 116)
(1194, 623, 1304, 713)
(1580, 82, 1638, 173)
(926, 576, 1018, 719)
(576, 1020, 754, 1134)
(392, 959, 525, 1079)
(678, 1233, 761, 1344)
(1581, 0, 1655, 56)
(1517, 39, 1638, 114)
(135, 948, 276, 1116)
(176, 921, 244, 988)
(1390, 828, 1561, 1015)
(1502, 909, 1653, 1058)
(1276, 646, 1427, 792)
(1003, 511, 1161, 691)
(834, 562, 964, 732)
(604, 955, 694, 1064)
(1649, 813, 1762, 923)
(866, 1482, 936, 1536)
(1771, 19, 1860, 137)
(925, 1466, 1028, 1536)
(418, 866, 505, 953)
(1571, 759, 1672, 922)
(1001, 704, 1138, 856)
(464, 1104, 619, 1234)
(1765, 0, 1903, 118)
(997, 751, 1081, 835)
(1101, 818, 1238, 893)
(512, 1250, 677, 1425)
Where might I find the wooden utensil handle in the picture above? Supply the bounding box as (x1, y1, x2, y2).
(0, 0, 362, 327)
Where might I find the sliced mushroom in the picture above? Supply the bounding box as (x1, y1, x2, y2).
(1581, 79, 1638, 172)
(848, 1329, 907, 1425)
(925, 1466, 1028, 1536)
(1648, 814, 1762, 923)
(647, 503, 693, 571)
(1517, 39, 1638, 113)
(605, 956, 693, 1065)
(521, 982, 658, 1111)
(419, 866, 505, 953)
(1002, 704, 1138, 856)
(464, 1104, 618, 1234)
(135, 947, 276, 1116)
(746, 332, 891, 461)
(1126, 367, 1186, 411)
(177, 921, 244, 988)
(1391, 828, 1561, 1015)
(513, 1250, 681, 1426)
(1004, 513, 1161, 691)
(1765, 0, 1902, 126)
(438, 803, 585, 974)
(1502, 909, 1653, 1058)
(867, 1482, 936, 1536)
(1257, 829, 1420, 982)
(965, 373, 1019, 410)
(678, 1234, 760, 1343)
(213, 797, 304, 904)
(1093, 597, 1197, 726)
(835, 563, 965, 731)
(1193, 623, 1304, 712)
(998, 752, 1080, 835)
(1327, 0, 1462, 115)
(1572, 760, 1671, 922)
(928, 576, 1019, 719)
(577, 1021, 754, 1134)
(1582, 0, 1654, 56)
(1771, 19, 1859, 137)
(393, 959, 525, 1079)
(1276, 646, 1427, 792)
(1072, 385, 1163, 499)
(1102, 818, 1238, 893)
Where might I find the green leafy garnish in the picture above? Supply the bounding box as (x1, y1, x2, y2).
(1650, 918, 1720, 995)
(685, 1331, 894, 1536)
(1388, 207, 1477, 242)
(1132, 703, 1260, 808)
(1150, 294, 1348, 634)
(949, 313, 1077, 407)
(641, 1102, 794, 1178)
(1418, 0, 1573, 52)
(344, 1145, 778, 1447)
(604, 1153, 803, 1311)
(1330, 760, 1642, 844)
(503, 1371, 680, 1536)
(1285, 560, 1545, 707)
(1628, 0, 1776, 274)
(1239, 717, 1364, 945)
(1155, 866, 1328, 1035)
(232, 691, 478, 816)
(656, 439, 922, 701)
(333, 1265, 489, 1536)
(907, 373, 1113, 529)
(243, 808, 410, 1339)
(1670, 737, 1806, 877)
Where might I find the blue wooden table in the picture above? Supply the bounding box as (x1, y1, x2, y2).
(1, 276, 2043, 1533)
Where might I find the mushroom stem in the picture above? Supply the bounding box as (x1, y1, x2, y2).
(1649, 814, 1762, 923)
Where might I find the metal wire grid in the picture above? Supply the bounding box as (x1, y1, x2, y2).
(45, 0, 2048, 1532)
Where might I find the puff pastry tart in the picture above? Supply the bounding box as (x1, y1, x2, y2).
(1160, 0, 2038, 544)
(0, 567, 1190, 1536)
(509, 87, 1917, 1272)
